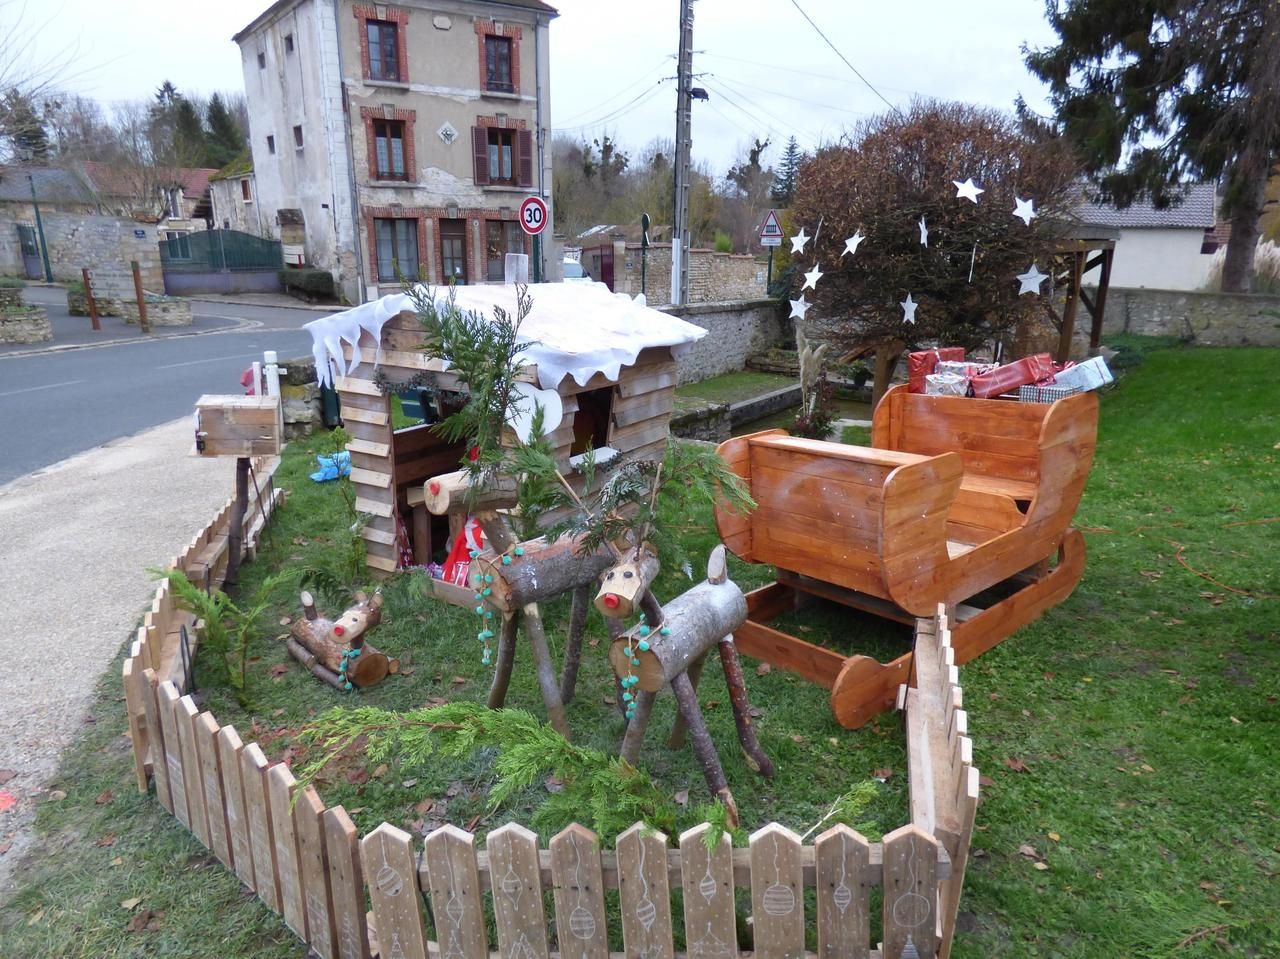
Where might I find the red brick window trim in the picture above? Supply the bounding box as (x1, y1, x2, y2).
(365, 208, 428, 282)
(474, 19, 522, 96)
(354, 5, 410, 83)
(360, 106, 417, 182)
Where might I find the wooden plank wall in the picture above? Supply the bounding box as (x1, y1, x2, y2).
(336, 310, 679, 572)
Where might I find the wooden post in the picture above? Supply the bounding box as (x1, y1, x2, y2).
(1088, 246, 1115, 356)
(82, 267, 100, 331)
(1056, 251, 1084, 363)
(131, 259, 151, 334)
(225, 456, 250, 588)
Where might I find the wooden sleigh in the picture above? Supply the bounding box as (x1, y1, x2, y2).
(714, 384, 1099, 728)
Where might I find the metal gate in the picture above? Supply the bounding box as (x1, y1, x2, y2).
(158, 229, 284, 295)
(16, 224, 42, 279)
(599, 246, 615, 291)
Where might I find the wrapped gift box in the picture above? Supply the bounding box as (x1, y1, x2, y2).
(1051, 355, 1114, 392)
(1018, 384, 1082, 404)
(908, 347, 965, 393)
(969, 353, 1055, 398)
(926, 372, 968, 396)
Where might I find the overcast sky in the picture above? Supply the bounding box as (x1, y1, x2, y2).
(14, 0, 1061, 172)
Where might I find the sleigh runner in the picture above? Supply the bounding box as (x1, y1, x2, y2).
(714, 385, 1099, 728)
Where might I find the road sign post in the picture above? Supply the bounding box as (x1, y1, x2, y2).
(520, 196, 548, 284)
(759, 209, 783, 292)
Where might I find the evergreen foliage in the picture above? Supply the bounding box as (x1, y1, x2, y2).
(771, 135, 802, 205)
(1024, 0, 1280, 292)
(205, 93, 245, 168)
(297, 702, 677, 840)
(0, 88, 49, 162)
(171, 99, 207, 166)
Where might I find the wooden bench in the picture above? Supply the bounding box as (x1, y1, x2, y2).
(714, 386, 1098, 728)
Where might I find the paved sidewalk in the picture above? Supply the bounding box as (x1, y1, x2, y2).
(1, 286, 247, 357)
(183, 291, 341, 312)
(0, 419, 248, 894)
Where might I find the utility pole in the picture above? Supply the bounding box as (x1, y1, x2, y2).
(671, 0, 695, 306)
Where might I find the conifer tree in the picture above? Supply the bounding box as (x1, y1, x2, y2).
(205, 92, 245, 168)
(771, 136, 802, 205)
(1025, 0, 1280, 292)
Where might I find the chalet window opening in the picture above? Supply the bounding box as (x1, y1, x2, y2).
(293, 125, 304, 148)
(374, 218, 419, 282)
(367, 20, 401, 81)
(485, 220, 525, 281)
(373, 119, 408, 179)
(440, 218, 468, 284)
(571, 387, 614, 456)
(266, 134, 276, 154)
(487, 128, 515, 184)
(484, 35, 513, 93)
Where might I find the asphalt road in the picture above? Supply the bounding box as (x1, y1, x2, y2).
(0, 290, 318, 485)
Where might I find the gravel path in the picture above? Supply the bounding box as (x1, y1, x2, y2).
(0, 418, 243, 895)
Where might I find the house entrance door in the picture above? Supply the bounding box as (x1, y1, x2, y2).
(440, 219, 468, 285)
(599, 246, 614, 291)
(17, 225, 42, 279)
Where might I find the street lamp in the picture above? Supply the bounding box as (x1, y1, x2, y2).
(27, 173, 54, 283)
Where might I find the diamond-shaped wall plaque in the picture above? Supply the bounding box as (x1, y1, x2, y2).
(438, 122, 459, 145)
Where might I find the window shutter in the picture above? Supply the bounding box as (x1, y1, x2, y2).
(472, 126, 490, 186)
(517, 129, 533, 187)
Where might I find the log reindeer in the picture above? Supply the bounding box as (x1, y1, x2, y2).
(287, 590, 398, 690)
(600, 545, 773, 824)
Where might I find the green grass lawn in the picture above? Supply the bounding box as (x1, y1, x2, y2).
(675, 369, 795, 405)
(2, 343, 1278, 957)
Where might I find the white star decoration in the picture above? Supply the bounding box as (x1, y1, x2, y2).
(842, 231, 866, 257)
(802, 263, 824, 291)
(918, 216, 929, 247)
(1016, 264, 1049, 295)
(901, 293, 918, 324)
(953, 178, 984, 203)
(1013, 197, 1038, 226)
(789, 296, 811, 320)
(790, 228, 810, 254)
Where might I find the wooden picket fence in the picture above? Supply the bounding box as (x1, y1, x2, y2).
(121, 477, 980, 959)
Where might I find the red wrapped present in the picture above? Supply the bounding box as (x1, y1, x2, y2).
(908, 347, 965, 393)
(969, 353, 1055, 398)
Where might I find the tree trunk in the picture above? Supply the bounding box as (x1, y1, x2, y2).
(486, 612, 519, 709)
(1221, 168, 1266, 293)
(474, 532, 616, 613)
(559, 585, 590, 704)
(286, 628, 393, 688)
(871, 343, 902, 411)
(225, 456, 250, 588)
(671, 672, 737, 826)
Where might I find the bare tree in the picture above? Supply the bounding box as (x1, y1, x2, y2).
(0, 0, 81, 162)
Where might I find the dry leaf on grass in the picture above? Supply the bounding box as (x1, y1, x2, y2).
(94, 833, 117, 847)
(120, 897, 142, 910)
(1017, 844, 1038, 860)
(269, 664, 290, 680)
(1033, 861, 1050, 871)
(94, 789, 113, 805)
(445, 781, 464, 798)
(345, 768, 369, 786)
(26, 908, 43, 926)
(873, 767, 893, 782)
(371, 764, 389, 779)
(451, 676, 468, 686)
(278, 616, 292, 626)
(756, 663, 772, 676)
(544, 776, 565, 794)
(673, 789, 689, 807)
(1003, 757, 1029, 773)
(414, 798, 435, 815)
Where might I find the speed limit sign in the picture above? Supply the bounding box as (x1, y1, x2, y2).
(519, 196, 548, 236)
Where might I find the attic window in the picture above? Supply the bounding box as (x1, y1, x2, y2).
(570, 387, 614, 456)
(284, 33, 294, 53)
(257, 52, 266, 69)
(266, 135, 276, 154)
(293, 125, 304, 148)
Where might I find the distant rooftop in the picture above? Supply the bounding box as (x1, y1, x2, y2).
(0, 166, 96, 205)
(1074, 182, 1216, 230)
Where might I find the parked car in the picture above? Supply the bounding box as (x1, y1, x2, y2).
(562, 259, 594, 284)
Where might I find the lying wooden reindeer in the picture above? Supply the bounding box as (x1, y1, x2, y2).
(287, 590, 398, 691)
(599, 545, 773, 825)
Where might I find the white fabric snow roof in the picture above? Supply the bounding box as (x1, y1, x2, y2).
(304, 282, 707, 391)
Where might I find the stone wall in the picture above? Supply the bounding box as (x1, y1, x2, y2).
(0, 211, 162, 293)
(606, 243, 769, 306)
(661, 298, 789, 384)
(1095, 286, 1280, 347)
(0, 306, 52, 344)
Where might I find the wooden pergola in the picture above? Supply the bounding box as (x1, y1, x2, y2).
(1047, 226, 1119, 363)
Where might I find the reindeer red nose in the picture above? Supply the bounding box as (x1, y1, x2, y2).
(333, 625, 345, 637)
(603, 594, 620, 609)
(429, 481, 441, 495)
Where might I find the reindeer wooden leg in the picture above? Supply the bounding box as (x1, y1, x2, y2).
(560, 585, 590, 704)
(719, 634, 775, 778)
(666, 652, 708, 750)
(620, 691, 656, 766)
(522, 605, 571, 739)
(487, 612, 519, 710)
(671, 672, 738, 827)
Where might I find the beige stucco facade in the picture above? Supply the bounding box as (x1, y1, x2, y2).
(235, 0, 556, 303)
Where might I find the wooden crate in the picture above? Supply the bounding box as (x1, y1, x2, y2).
(195, 395, 283, 457)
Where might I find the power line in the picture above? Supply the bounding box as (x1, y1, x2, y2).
(552, 80, 672, 135)
(701, 51, 930, 99)
(708, 72, 872, 117)
(554, 57, 672, 126)
(704, 77, 811, 143)
(786, 0, 903, 116)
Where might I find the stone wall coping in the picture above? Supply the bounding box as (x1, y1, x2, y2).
(1100, 284, 1280, 303)
(660, 298, 779, 318)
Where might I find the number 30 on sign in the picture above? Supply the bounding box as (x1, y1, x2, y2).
(520, 196, 548, 236)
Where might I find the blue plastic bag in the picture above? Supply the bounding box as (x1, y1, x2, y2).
(310, 450, 351, 483)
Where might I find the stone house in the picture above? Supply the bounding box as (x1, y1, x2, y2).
(233, 0, 558, 304)
(209, 156, 266, 237)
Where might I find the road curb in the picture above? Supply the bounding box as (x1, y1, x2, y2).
(0, 318, 259, 359)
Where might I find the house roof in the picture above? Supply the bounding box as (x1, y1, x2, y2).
(79, 161, 220, 200)
(236, 0, 556, 41)
(1074, 182, 1217, 230)
(486, 0, 559, 14)
(0, 166, 97, 205)
(210, 152, 253, 182)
